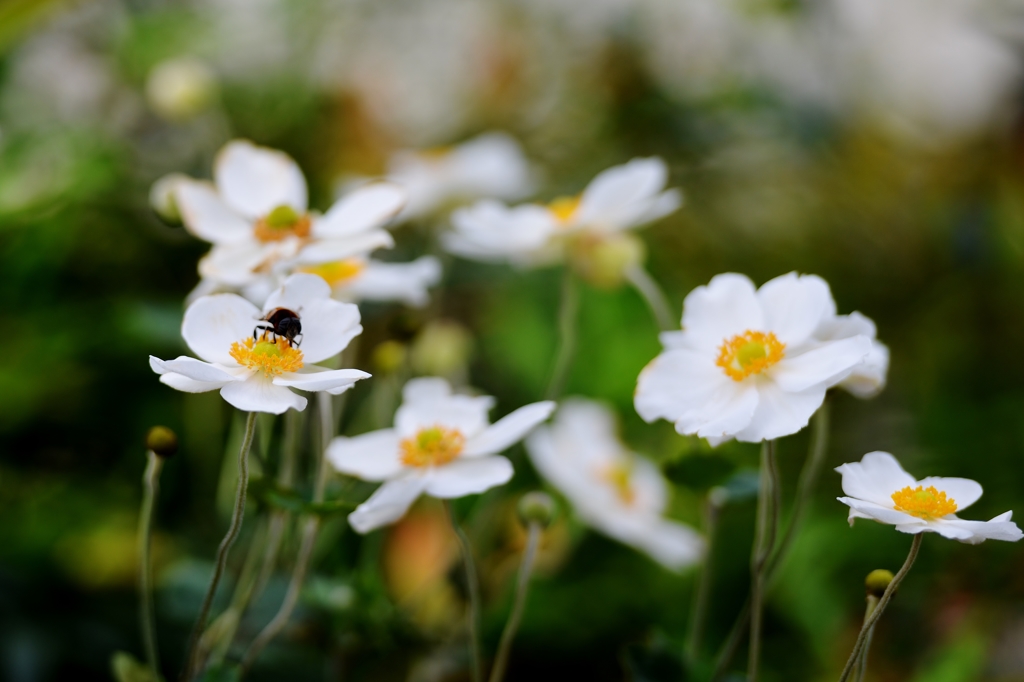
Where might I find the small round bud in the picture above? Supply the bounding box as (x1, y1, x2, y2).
(146, 57, 218, 121)
(146, 426, 178, 458)
(865, 569, 894, 597)
(372, 340, 407, 374)
(567, 232, 646, 289)
(517, 491, 557, 528)
(149, 172, 188, 224)
(410, 320, 473, 378)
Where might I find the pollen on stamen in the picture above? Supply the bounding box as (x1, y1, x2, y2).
(601, 463, 636, 506)
(548, 195, 582, 225)
(716, 330, 786, 381)
(229, 334, 304, 377)
(253, 204, 312, 242)
(400, 426, 465, 467)
(891, 485, 958, 520)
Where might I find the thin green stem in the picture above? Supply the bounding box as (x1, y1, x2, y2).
(446, 500, 483, 682)
(748, 440, 779, 682)
(852, 595, 879, 682)
(544, 269, 579, 401)
(240, 392, 335, 674)
(182, 410, 257, 682)
(837, 534, 923, 682)
(489, 522, 542, 682)
(686, 493, 721, 664)
(625, 264, 674, 331)
(138, 451, 163, 677)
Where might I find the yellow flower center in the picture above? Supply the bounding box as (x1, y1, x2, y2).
(601, 463, 636, 506)
(400, 426, 466, 468)
(716, 330, 786, 381)
(891, 485, 958, 520)
(229, 334, 304, 377)
(548, 195, 582, 225)
(299, 258, 366, 287)
(253, 204, 311, 242)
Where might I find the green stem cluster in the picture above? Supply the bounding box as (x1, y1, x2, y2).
(489, 522, 542, 682)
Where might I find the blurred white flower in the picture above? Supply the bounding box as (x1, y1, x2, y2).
(526, 399, 704, 570)
(635, 273, 871, 445)
(150, 274, 368, 414)
(298, 255, 442, 308)
(145, 57, 218, 122)
(171, 140, 404, 290)
(836, 451, 1023, 544)
(328, 378, 555, 533)
(444, 157, 680, 268)
(815, 311, 889, 399)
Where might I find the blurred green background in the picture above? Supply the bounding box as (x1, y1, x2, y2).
(4, 0, 1024, 681)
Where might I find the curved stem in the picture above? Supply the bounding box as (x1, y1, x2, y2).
(625, 264, 674, 331)
(837, 534, 923, 682)
(445, 500, 483, 682)
(182, 411, 257, 682)
(686, 493, 721, 664)
(489, 522, 542, 682)
(748, 440, 779, 682)
(138, 451, 163, 677)
(852, 595, 879, 682)
(544, 269, 579, 401)
(239, 392, 335, 674)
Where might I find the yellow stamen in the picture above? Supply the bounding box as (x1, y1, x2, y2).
(716, 330, 786, 381)
(253, 204, 311, 242)
(299, 258, 366, 286)
(229, 334, 304, 377)
(548, 195, 582, 225)
(891, 485, 957, 520)
(601, 463, 636, 506)
(400, 426, 465, 467)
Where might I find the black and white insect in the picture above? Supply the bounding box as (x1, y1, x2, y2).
(254, 307, 303, 347)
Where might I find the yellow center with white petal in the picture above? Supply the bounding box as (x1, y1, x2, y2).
(400, 426, 466, 468)
(548, 195, 582, 225)
(229, 334, 304, 377)
(299, 258, 366, 287)
(891, 485, 957, 520)
(601, 462, 637, 506)
(254, 204, 311, 243)
(716, 331, 786, 381)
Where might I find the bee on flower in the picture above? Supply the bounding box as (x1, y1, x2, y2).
(150, 273, 368, 414)
(327, 378, 555, 534)
(526, 399, 704, 570)
(444, 157, 681, 287)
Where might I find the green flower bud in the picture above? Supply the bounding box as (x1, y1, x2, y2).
(145, 57, 218, 121)
(146, 426, 178, 458)
(517, 491, 557, 528)
(865, 568, 894, 597)
(567, 232, 646, 289)
(372, 340, 407, 374)
(410, 320, 473, 378)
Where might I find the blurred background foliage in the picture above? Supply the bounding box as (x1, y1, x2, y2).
(3, 0, 1024, 681)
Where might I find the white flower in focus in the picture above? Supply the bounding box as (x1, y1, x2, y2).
(444, 157, 680, 268)
(173, 140, 404, 289)
(328, 378, 555, 534)
(150, 274, 368, 414)
(836, 452, 1022, 544)
(385, 132, 535, 221)
(526, 399, 704, 570)
(298, 255, 442, 308)
(815, 311, 889, 399)
(635, 273, 872, 445)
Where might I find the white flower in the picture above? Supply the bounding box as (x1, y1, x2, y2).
(815, 311, 889, 399)
(297, 255, 442, 308)
(384, 132, 536, 221)
(444, 157, 681, 266)
(150, 274, 369, 414)
(526, 399, 704, 570)
(328, 378, 555, 534)
(836, 452, 1022, 544)
(173, 140, 405, 289)
(635, 272, 872, 445)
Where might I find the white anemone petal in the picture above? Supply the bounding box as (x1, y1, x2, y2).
(220, 375, 307, 414)
(348, 475, 427, 534)
(680, 274, 764, 352)
(264, 273, 362, 364)
(274, 367, 370, 394)
(733, 381, 825, 442)
(314, 183, 405, 238)
(175, 180, 253, 245)
(771, 336, 872, 393)
(757, 272, 836, 346)
(835, 451, 916, 507)
(423, 456, 513, 498)
(915, 476, 983, 512)
(182, 294, 262, 365)
(214, 140, 307, 219)
(462, 401, 556, 457)
(326, 430, 403, 481)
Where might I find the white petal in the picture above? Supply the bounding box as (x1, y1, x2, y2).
(314, 183, 405, 238)
(326, 430, 403, 481)
(605, 517, 704, 571)
(732, 381, 824, 442)
(395, 394, 494, 439)
(575, 158, 675, 230)
(756, 272, 836, 346)
(341, 257, 442, 307)
(462, 401, 556, 456)
(348, 475, 427, 534)
(175, 180, 253, 245)
(264, 273, 363, 364)
(150, 355, 240, 383)
(424, 456, 513, 498)
(839, 497, 926, 526)
(840, 340, 889, 399)
(444, 201, 558, 262)
(214, 140, 307, 219)
(680, 274, 764, 352)
(938, 513, 1023, 544)
(634, 347, 730, 424)
(181, 293, 262, 365)
(159, 372, 225, 393)
(835, 451, 916, 507)
(274, 367, 370, 394)
(679, 381, 760, 443)
(220, 375, 307, 414)
(771, 336, 872, 393)
(198, 242, 284, 288)
(548, 399, 624, 469)
(915, 477, 983, 512)
(294, 230, 395, 265)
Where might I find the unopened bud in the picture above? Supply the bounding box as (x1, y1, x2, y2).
(410, 320, 473, 378)
(146, 57, 217, 121)
(372, 340, 407, 374)
(517, 491, 556, 528)
(865, 569, 894, 597)
(149, 172, 188, 224)
(567, 232, 646, 289)
(146, 426, 178, 458)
